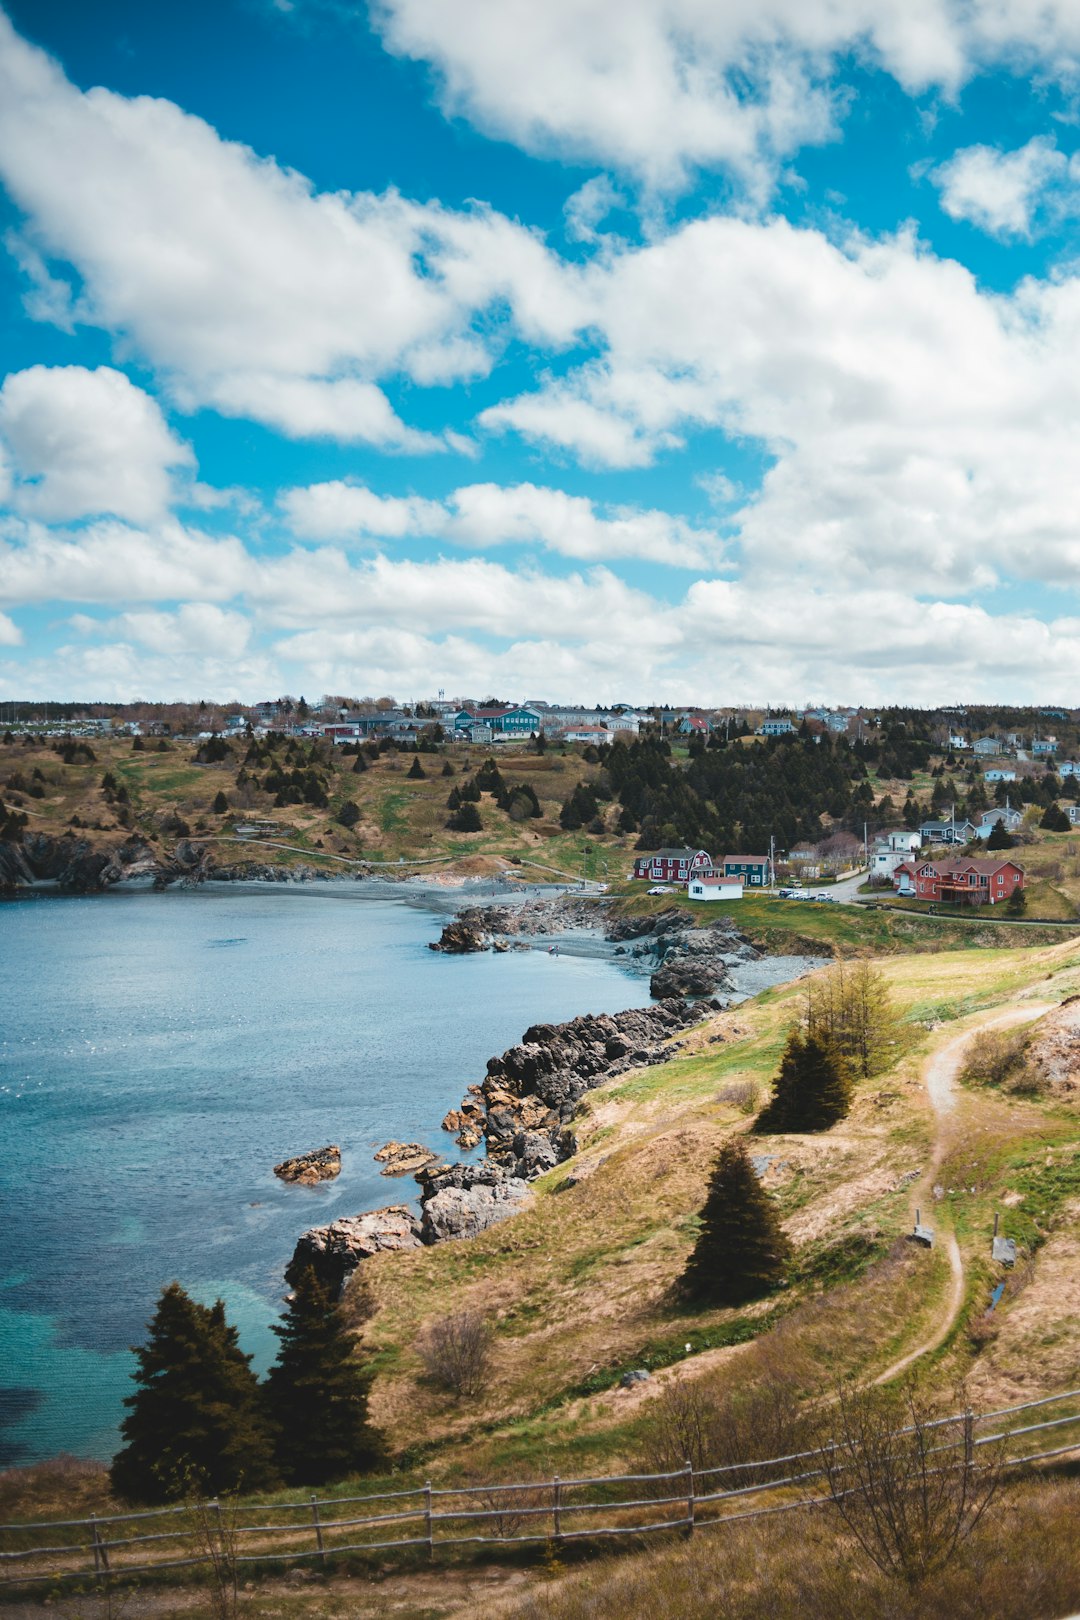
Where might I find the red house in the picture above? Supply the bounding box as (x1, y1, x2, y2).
(893, 857, 1024, 906)
(632, 848, 713, 885)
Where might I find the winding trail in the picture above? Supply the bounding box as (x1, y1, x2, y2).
(874, 1001, 1053, 1385)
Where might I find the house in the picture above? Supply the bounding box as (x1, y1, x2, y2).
(721, 854, 772, 887)
(562, 725, 610, 744)
(973, 806, 1023, 838)
(1065, 806, 1080, 827)
(678, 714, 710, 736)
(688, 875, 744, 902)
(632, 848, 714, 884)
(918, 818, 977, 845)
(1032, 738, 1058, 756)
(454, 705, 541, 738)
(1058, 762, 1080, 778)
(973, 737, 1003, 757)
(984, 769, 1017, 783)
(758, 718, 795, 736)
(870, 830, 921, 881)
(893, 857, 1024, 906)
(948, 733, 970, 750)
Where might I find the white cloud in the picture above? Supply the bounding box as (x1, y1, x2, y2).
(927, 137, 1076, 238)
(0, 364, 193, 523)
(0, 609, 21, 645)
(108, 603, 253, 659)
(279, 481, 446, 541)
(371, 0, 1080, 192)
(0, 13, 579, 446)
(279, 477, 724, 566)
(479, 213, 1080, 591)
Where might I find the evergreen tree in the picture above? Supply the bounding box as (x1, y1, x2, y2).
(212, 790, 229, 814)
(447, 802, 482, 832)
(407, 756, 426, 780)
(756, 1029, 852, 1133)
(987, 818, 1014, 849)
(441, 760, 455, 777)
(1040, 802, 1071, 832)
(680, 1139, 792, 1307)
(110, 1284, 278, 1504)
(264, 1267, 382, 1485)
(352, 752, 367, 774)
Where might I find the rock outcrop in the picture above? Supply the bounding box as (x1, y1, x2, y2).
(286, 1206, 423, 1296)
(469, 999, 717, 1179)
(428, 915, 492, 953)
(273, 1145, 341, 1185)
(374, 1141, 441, 1176)
(415, 1162, 532, 1243)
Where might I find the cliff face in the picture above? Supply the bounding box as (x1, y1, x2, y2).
(0, 831, 166, 893)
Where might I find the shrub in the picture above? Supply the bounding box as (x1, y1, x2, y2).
(419, 1309, 492, 1396)
(958, 1028, 1040, 1095)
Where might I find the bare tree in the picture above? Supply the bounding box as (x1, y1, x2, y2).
(817, 1380, 1003, 1587)
(419, 1309, 492, 1397)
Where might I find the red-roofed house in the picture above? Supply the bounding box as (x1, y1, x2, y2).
(893, 857, 1024, 906)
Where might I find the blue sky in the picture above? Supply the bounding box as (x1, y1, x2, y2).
(2, 0, 1080, 705)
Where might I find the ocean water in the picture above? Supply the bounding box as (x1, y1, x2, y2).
(0, 882, 655, 1467)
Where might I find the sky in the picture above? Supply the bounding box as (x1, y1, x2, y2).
(2, 3, 1080, 706)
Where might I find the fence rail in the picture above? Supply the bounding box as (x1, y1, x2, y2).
(3, 1388, 1078, 1589)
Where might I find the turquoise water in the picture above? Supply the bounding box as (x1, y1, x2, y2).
(0, 883, 651, 1467)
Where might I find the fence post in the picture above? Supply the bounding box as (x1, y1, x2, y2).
(684, 1459, 696, 1537)
(310, 1494, 325, 1564)
(964, 1410, 975, 1467)
(90, 1513, 111, 1574)
(552, 1474, 562, 1544)
(424, 1482, 434, 1560)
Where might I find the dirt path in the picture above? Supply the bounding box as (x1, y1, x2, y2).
(874, 1002, 1053, 1385)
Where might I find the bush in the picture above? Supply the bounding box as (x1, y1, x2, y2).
(419, 1309, 492, 1396)
(959, 1028, 1040, 1094)
(337, 800, 361, 828)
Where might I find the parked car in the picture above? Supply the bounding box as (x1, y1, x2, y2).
(647, 885, 674, 895)
(777, 887, 795, 898)
(816, 892, 838, 903)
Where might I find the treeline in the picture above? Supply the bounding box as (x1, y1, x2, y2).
(110, 1271, 380, 1504)
(599, 732, 869, 853)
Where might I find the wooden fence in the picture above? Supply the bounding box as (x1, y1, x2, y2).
(3, 1387, 1078, 1589)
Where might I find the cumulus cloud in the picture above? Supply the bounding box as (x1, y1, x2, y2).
(0, 364, 194, 523)
(0, 12, 580, 446)
(279, 477, 725, 566)
(927, 136, 1079, 238)
(371, 0, 1080, 192)
(480, 213, 1080, 591)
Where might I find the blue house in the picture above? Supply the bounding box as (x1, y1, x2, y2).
(721, 854, 772, 886)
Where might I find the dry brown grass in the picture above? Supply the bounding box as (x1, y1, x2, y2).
(498, 1474, 1080, 1620)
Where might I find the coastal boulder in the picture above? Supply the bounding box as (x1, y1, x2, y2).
(274, 1144, 341, 1185)
(374, 1141, 441, 1176)
(286, 1206, 422, 1296)
(429, 917, 490, 953)
(420, 1177, 531, 1243)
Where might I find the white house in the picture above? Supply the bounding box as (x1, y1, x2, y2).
(985, 769, 1017, 783)
(759, 718, 795, 736)
(687, 875, 744, 902)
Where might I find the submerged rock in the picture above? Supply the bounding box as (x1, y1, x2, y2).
(286, 1206, 422, 1296)
(274, 1144, 342, 1185)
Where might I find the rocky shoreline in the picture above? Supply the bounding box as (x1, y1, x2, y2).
(286, 993, 715, 1296)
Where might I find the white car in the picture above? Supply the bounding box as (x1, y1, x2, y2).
(647, 885, 674, 895)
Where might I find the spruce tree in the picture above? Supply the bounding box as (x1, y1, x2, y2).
(756, 1029, 852, 1133)
(407, 757, 426, 780)
(680, 1139, 792, 1306)
(264, 1267, 382, 1485)
(110, 1284, 278, 1503)
(986, 818, 1014, 849)
(1040, 802, 1070, 832)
